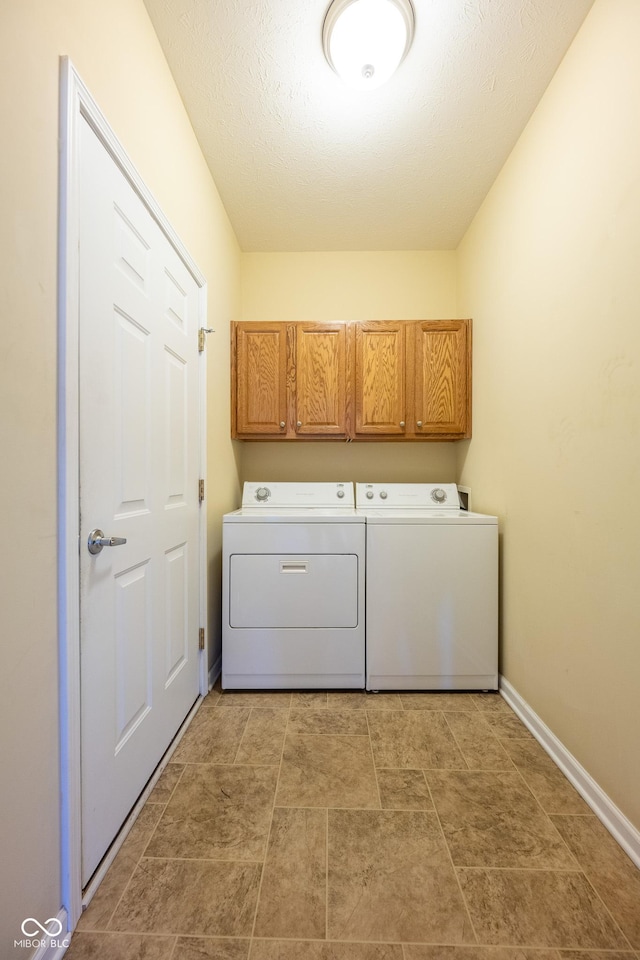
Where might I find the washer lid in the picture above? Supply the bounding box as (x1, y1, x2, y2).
(358, 508, 497, 524)
(355, 482, 460, 509)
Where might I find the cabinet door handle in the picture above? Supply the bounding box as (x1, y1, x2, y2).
(417, 420, 423, 427)
(279, 421, 285, 428)
(399, 421, 405, 428)
(296, 421, 302, 428)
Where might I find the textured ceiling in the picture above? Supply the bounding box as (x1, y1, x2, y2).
(143, 0, 595, 251)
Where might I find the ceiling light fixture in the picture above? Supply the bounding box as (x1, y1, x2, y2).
(322, 0, 415, 91)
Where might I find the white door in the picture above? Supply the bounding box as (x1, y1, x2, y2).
(79, 117, 201, 885)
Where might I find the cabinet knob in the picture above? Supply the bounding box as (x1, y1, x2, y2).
(296, 421, 302, 428)
(399, 421, 405, 428)
(279, 421, 285, 429)
(417, 421, 423, 427)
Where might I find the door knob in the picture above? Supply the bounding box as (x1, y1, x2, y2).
(87, 529, 128, 555)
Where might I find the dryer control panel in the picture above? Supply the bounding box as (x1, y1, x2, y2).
(242, 481, 354, 508)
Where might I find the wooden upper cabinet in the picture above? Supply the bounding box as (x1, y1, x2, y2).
(294, 324, 348, 437)
(231, 319, 471, 441)
(413, 320, 471, 438)
(233, 323, 287, 437)
(354, 322, 406, 436)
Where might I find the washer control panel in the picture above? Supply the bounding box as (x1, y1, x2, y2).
(355, 483, 461, 510)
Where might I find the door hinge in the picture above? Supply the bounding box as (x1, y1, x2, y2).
(199, 627, 205, 650)
(199, 478, 205, 502)
(198, 327, 214, 352)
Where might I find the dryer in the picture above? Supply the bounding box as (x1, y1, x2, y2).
(356, 483, 498, 691)
(223, 482, 365, 689)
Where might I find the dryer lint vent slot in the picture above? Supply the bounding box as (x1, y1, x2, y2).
(457, 486, 471, 511)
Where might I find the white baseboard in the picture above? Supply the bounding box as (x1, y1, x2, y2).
(209, 653, 221, 690)
(500, 676, 640, 869)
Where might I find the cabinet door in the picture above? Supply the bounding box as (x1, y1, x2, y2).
(294, 323, 348, 436)
(413, 320, 470, 437)
(233, 323, 288, 436)
(354, 322, 406, 436)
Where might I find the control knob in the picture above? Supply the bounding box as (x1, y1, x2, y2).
(255, 486, 271, 502)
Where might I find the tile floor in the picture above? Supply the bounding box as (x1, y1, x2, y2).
(67, 687, 640, 959)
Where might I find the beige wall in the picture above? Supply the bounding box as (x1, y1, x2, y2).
(239, 252, 460, 482)
(457, 0, 640, 829)
(0, 0, 240, 944)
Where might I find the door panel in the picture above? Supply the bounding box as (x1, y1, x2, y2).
(114, 309, 150, 513)
(165, 542, 189, 684)
(234, 324, 287, 435)
(165, 347, 188, 504)
(414, 320, 470, 436)
(114, 561, 152, 750)
(354, 322, 406, 435)
(295, 323, 347, 436)
(79, 118, 200, 885)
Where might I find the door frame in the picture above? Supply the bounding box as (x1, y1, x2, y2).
(58, 58, 208, 928)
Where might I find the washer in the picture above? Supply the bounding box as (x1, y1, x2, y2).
(356, 483, 498, 691)
(223, 482, 365, 689)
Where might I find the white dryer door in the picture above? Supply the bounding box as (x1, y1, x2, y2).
(229, 554, 358, 628)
